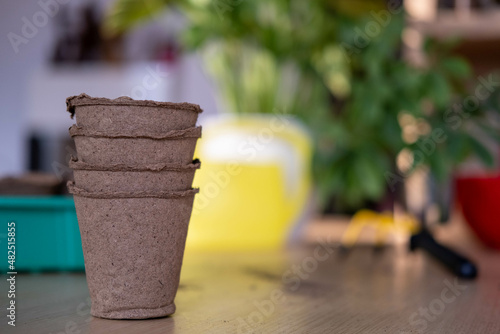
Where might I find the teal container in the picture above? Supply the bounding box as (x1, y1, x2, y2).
(0, 196, 84, 272)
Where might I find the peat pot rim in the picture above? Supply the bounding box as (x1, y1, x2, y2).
(68, 125, 202, 139)
(67, 93, 203, 118)
(68, 182, 199, 199)
(69, 156, 201, 172)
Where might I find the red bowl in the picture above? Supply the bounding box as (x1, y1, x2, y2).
(456, 174, 500, 249)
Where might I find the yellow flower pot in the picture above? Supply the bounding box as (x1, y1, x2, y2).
(186, 114, 312, 251)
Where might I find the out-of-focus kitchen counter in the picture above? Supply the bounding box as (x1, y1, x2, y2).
(2, 215, 499, 334)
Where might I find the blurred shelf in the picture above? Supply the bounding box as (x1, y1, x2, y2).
(408, 9, 500, 41)
(405, 8, 500, 73)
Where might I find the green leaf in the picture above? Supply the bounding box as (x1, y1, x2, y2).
(427, 72, 451, 108)
(468, 136, 495, 167)
(354, 153, 385, 200)
(441, 57, 471, 79)
(446, 131, 470, 163)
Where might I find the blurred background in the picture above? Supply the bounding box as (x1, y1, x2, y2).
(1, 0, 500, 271)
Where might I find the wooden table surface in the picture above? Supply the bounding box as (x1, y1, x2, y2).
(2, 217, 500, 334)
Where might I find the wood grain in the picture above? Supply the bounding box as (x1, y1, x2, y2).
(1, 217, 499, 334)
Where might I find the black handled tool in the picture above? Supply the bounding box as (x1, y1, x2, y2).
(410, 228, 477, 279)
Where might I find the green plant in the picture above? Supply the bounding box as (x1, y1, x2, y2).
(106, 0, 500, 210)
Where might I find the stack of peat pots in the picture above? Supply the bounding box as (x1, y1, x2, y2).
(66, 93, 202, 320)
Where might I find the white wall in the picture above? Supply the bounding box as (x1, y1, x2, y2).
(0, 0, 218, 176)
(1, 0, 55, 175)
